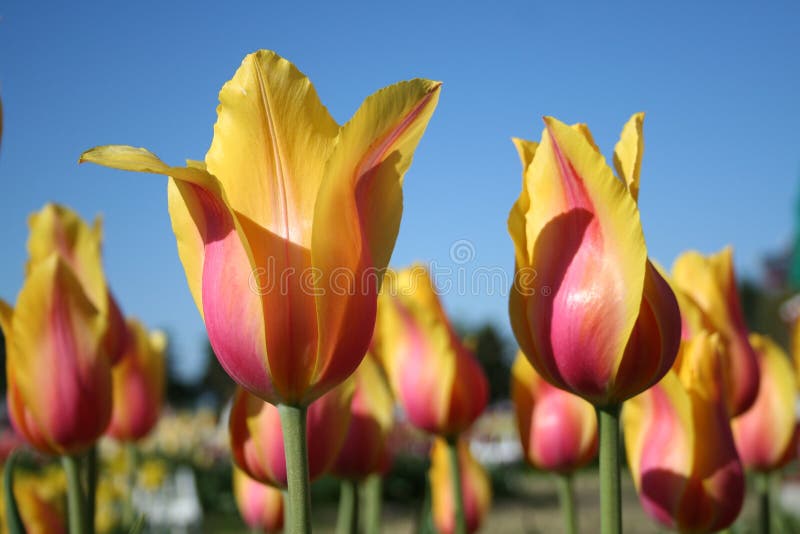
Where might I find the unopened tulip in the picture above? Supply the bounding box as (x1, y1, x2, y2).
(330, 352, 395, 479)
(511, 352, 597, 473)
(623, 332, 744, 532)
(508, 114, 681, 406)
(0, 210, 113, 455)
(229, 380, 354, 488)
(672, 248, 759, 416)
(732, 334, 798, 472)
(233, 466, 284, 533)
(80, 50, 441, 407)
(12, 475, 67, 534)
(379, 265, 488, 437)
(107, 318, 167, 442)
(26, 204, 127, 364)
(429, 437, 491, 534)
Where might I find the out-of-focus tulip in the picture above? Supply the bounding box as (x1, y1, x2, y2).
(732, 334, 798, 472)
(379, 265, 488, 437)
(672, 248, 759, 416)
(623, 332, 744, 532)
(233, 466, 284, 533)
(107, 318, 167, 442)
(80, 50, 441, 407)
(429, 437, 491, 534)
(508, 114, 681, 406)
(0, 468, 67, 534)
(511, 352, 597, 473)
(229, 380, 354, 488)
(0, 210, 113, 455)
(26, 204, 127, 364)
(330, 353, 394, 479)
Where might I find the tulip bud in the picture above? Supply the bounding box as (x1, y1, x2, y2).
(428, 437, 491, 534)
(1, 254, 111, 455)
(511, 352, 597, 473)
(623, 332, 744, 532)
(330, 353, 395, 479)
(672, 247, 759, 416)
(508, 114, 681, 406)
(732, 334, 798, 472)
(229, 380, 354, 488)
(378, 265, 488, 436)
(107, 318, 167, 442)
(233, 466, 284, 533)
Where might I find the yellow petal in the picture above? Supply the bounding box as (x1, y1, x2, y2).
(508, 138, 538, 267)
(613, 112, 645, 201)
(309, 79, 441, 393)
(205, 50, 339, 247)
(26, 204, 107, 314)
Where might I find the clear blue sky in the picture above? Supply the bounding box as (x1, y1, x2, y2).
(1, 1, 798, 380)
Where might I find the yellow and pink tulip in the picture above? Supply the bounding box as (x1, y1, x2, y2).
(229, 380, 354, 488)
(106, 318, 167, 442)
(507, 113, 681, 407)
(672, 247, 759, 416)
(0, 205, 116, 456)
(330, 352, 395, 480)
(378, 265, 488, 437)
(429, 437, 491, 534)
(731, 334, 798, 472)
(80, 50, 440, 407)
(233, 466, 284, 533)
(623, 332, 744, 532)
(510, 352, 597, 473)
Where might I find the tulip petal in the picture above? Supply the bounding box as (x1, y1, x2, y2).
(80, 146, 278, 401)
(613, 112, 645, 201)
(521, 116, 646, 403)
(309, 80, 441, 398)
(205, 50, 338, 247)
(26, 205, 108, 313)
(508, 138, 538, 267)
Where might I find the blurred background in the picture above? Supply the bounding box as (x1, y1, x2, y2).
(1, 0, 800, 532)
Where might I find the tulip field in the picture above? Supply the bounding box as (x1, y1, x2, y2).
(2, 4, 800, 533)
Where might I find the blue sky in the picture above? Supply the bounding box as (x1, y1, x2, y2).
(1, 1, 798, 380)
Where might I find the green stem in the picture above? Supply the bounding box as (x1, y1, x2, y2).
(597, 405, 621, 534)
(278, 404, 311, 534)
(362, 474, 382, 534)
(336, 479, 359, 534)
(446, 436, 466, 534)
(3, 449, 26, 534)
(62, 455, 88, 534)
(123, 443, 138, 527)
(555, 473, 577, 534)
(757, 471, 771, 534)
(85, 446, 98, 534)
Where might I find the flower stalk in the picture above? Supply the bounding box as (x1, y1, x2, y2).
(279, 404, 311, 534)
(597, 405, 621, 534)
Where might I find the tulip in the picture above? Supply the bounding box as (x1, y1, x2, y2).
(233, 466, 284, 533)
(623, 332, 744, 533)
(428, 437, 491, 534)
(509, 113, 681, 533)
(9, 475, 67, 534)
(511, 351, 597, 473)
(379, 265, 488, 437)
(229, 379, 354, 489)
(672, 247, 759, 416)
(731, 334, 798, 533)
(511, 351, 597, 534)
(107, 319, 167, 442)
(81, 51, 440, 531)
(329, 353, 394, 534)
